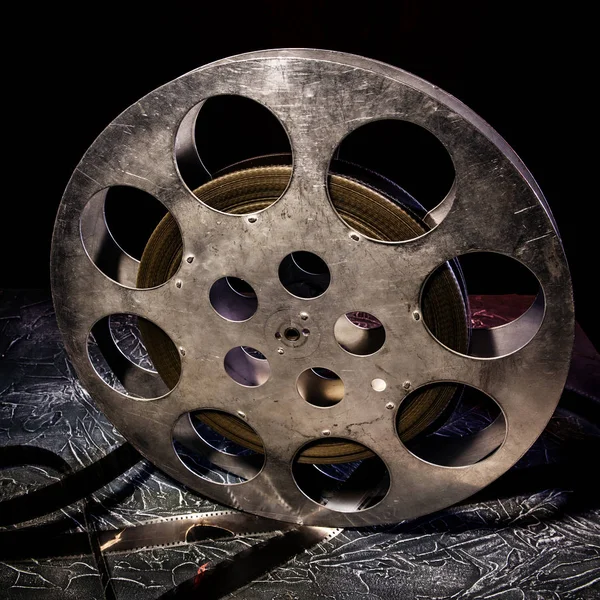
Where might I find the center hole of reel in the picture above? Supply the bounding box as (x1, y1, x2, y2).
(284, 327, 301, 341)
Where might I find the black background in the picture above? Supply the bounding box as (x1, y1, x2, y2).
(4, 2, 596, 338)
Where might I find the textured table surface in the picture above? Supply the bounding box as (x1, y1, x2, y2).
(0, 290, 598, 599)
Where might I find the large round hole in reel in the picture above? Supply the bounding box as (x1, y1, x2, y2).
(51, 50, 574, 527)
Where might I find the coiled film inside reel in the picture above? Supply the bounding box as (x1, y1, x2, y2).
(52, 50, 573, 526)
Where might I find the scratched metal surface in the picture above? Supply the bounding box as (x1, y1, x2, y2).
(1, 289, 599, 599)
(51, 50, 575, 527)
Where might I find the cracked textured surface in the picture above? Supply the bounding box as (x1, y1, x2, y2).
(1, 290, 598, 599)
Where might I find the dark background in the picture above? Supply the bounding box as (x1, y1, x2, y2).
(4, 2, 596, 339)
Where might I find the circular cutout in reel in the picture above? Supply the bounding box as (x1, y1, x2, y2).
(51, 50, 573, 527)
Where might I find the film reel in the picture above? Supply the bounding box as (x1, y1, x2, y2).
(51, 50, 574, 526)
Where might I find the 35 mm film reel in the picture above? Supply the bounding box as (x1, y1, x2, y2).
(51, 50, 574, 526)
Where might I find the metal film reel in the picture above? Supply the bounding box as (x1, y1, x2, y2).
(51, 50, 574, 526)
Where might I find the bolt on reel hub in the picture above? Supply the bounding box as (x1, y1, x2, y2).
(51, 50, 574, 526)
